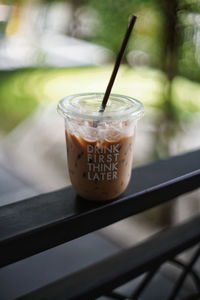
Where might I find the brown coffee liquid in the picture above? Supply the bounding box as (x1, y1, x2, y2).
(65, 130, 134, 201)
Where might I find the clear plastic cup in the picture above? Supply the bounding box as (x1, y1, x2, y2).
(58, 93, 144, 201)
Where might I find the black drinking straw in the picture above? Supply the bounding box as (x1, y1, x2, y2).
(99, 15, 137, 113)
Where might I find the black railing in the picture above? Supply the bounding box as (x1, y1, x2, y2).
(0, 149, 200, 299)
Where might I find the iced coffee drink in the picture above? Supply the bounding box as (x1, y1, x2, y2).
(58, 93, 143, 201)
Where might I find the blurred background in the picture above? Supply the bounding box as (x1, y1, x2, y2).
(0, 0, 200, 244)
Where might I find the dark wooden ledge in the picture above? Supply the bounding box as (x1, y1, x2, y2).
(20, 214, 200, 300)
(0, 150, 200, 268)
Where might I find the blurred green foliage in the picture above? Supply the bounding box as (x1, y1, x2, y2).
(0, 66, 200, 132)
(0, 70, 38, 132)
(40, 0, 200, 81)
(178, 9, 200, 81)
(87, 0, 200, 81)
(88, 0, 162, 68)
(0, 0, 200, 134)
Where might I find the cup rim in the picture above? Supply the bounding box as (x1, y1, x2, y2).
(57, 92, 144, 121)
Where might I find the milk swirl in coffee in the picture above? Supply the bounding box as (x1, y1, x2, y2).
(65, 119, 135, 201)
